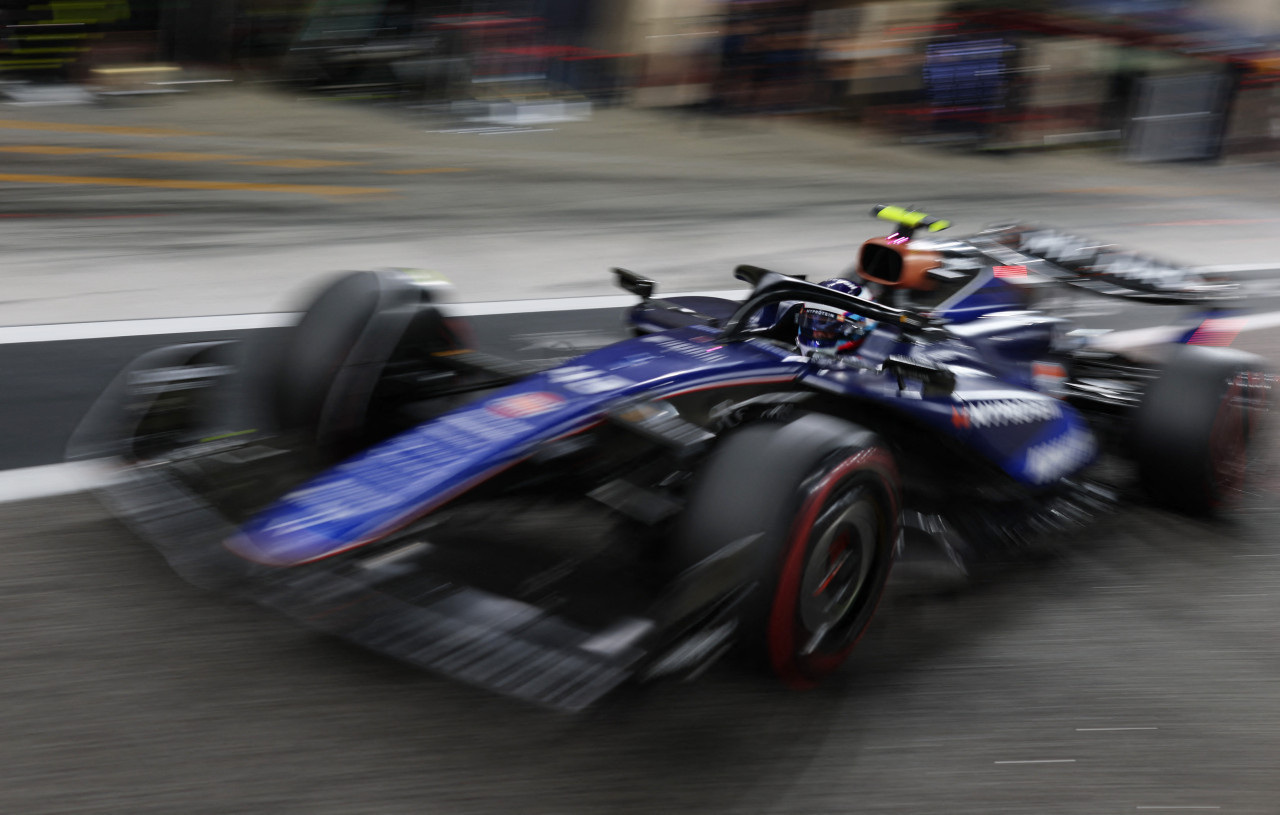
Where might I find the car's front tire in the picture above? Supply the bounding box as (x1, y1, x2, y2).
(674, 414, 900, 687)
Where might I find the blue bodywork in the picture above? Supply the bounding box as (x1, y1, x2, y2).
(234, 266, 1096, 567)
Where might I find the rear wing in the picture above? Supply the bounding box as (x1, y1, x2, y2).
(971, 224, 1239, 305)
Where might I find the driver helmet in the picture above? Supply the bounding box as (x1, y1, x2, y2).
(796, 278, 876, 357)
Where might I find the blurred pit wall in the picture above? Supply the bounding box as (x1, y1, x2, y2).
(618, 0, 1280, 161)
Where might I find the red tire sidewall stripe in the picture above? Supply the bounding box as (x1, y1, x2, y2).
(767, 446, 899, 688)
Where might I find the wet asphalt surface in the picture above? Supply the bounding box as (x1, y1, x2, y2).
(3, 90, 1280, 813)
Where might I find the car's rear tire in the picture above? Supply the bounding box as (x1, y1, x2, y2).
(674, 414, 900, 687)
(1132, 344, 1271, 514)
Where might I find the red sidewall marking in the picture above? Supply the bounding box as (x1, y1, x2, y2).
(767, 447, 898, 688)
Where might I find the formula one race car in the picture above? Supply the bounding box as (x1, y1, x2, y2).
(70, 206, 1272, 711)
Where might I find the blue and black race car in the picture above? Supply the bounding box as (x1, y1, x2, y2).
(70, 206, 1273, 710)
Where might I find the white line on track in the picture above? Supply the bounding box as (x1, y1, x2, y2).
(450, 290, 749, 317)
(993, 759, 1077, 764)
(1075, 727, 1159, 731)
(0, 290, 751, 344)
(3, 288, 1280, 504)
(3, 294, 1280, 347)
(0, 313, 296, 345)
(0, 460, 119, 503)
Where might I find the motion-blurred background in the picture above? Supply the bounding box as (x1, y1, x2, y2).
(7, 0, 1280, 160)
(6, 0, 1280, 161)
(4, 4, 1280, 815)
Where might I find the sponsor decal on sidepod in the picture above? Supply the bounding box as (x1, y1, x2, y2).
(952, 396, 1061, 429)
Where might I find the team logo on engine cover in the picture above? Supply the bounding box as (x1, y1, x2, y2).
(952, 396, 1060, 428)
(487, 391, 566, 418)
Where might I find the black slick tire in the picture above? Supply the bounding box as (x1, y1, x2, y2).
(674, 413, 900, 687)
(1132, 344, 1270, 515)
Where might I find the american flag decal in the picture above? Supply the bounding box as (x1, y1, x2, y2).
(993, 265, 1027, 278)
(1187, 317, 1245, 347)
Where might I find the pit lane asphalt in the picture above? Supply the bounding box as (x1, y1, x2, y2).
(2, 322, 1277, 815)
